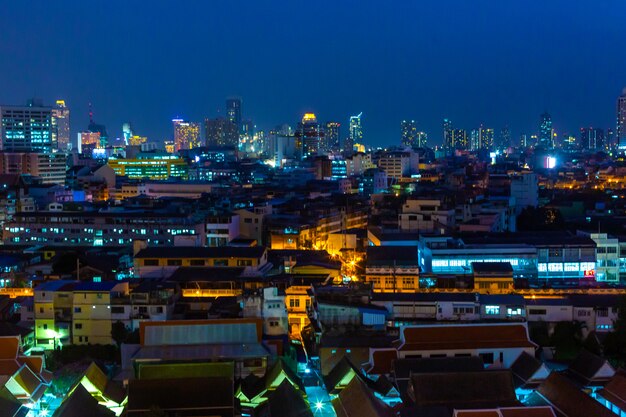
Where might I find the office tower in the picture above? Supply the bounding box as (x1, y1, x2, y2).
(480, 125, 494, 150)
(204, 118, 239, 147)
(77, 131, 100, 154)
(415, 131, 428, 148)
(452, 129, 468, 150)
(0, 100, 54, 153)
(51, 100, 70, 152)
(499, 126, 511, 149)
(295, 113, 324, 158)
(401, 120, 418, 147)
(226, 97, 242, 133)
(348, 112, 363, 152)
(325, 121, 341, 151)
(539, 112, 553, 148)
(122, 122, 133, 145)
(617, 89, 626, 149)
(470, 129, 479, 150)
(172, 119, 201, 151)
(579, 127, 604, 150)
(607, 128, 615, 150)
(443, 118, 453, 151)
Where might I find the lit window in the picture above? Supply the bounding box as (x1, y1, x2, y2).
(485, 305, 500, 315)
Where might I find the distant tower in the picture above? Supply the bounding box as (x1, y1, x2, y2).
(295, 113, 323, 158)
(325, 121, 341, 152)
(226, 97, 242, 134)
(348, 112, 363, 151)
(499, 126, 511, 149)
(442, 118, 453, 152)
(401, 120, 418, 147)
(172, 119, 201, 151)
(122, 122, 133, 146)
(539, 112, 553, 149)
(617, 88, 626, 149)
(51, 100, 70, 152)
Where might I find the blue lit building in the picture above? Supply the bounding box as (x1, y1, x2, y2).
(0, 101, 54, 153)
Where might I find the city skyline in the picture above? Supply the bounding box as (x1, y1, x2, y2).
(1, 1, 626, 146)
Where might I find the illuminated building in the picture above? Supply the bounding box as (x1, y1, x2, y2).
(470, 125, 494, 150)
(443, 118, 453, 152)
(77, 131, 100, 154)
(580, 127, 604, 150)
(452, 129, 468, 150)
(617, 88, 626, 149)
(0, 152, 67, 185)
(499, 125, 511, 149)
(205, 117, 239, 147)
(0, 100, 54, 153)
(107, 153, 188, 180)
(164, 140, 175, 153)
(128, 135, 147, 146)
(346, 112, 363, 153)
(52, 100, 70, 152)
(173, 119, 201, 151)
(325, 121, 341, 152)
(539, 112, 553, 148)
(365, 246, 420, 293)
(122, 122, 133, 144)
(226, 96, 242, 132)
(401, 120, 418, 147)
(295, 113, 323, 158)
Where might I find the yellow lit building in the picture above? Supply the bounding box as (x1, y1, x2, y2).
(34, 280, 77, 349)
(173, 119, 201, 151)
(107, 153, 188, 180)
(128, 135, 147, 146)
(472, 262, 514, 293)
(365, 246, 420, 293)
(72, 282, 129, 345)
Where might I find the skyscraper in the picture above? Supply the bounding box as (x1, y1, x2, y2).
(87, 104, 109, 148)
(617, 88, 626, 149)
(452, 129, 468, 150)
(580, 127, 604, 150)
(226, 97, 242, 133)
(415, 131, 428, 148)
(122, 122, 133, 145)
(295, 113, 323, 158)
(539, 112, 553, 148)
(480, 125, 494, 150)
(0, 100, 54, 153)
(442, 118, 453, 151)
(204, 117, 239, 148)
(172, 119, 201, 151)
(51, 100, 70, 152)
(498, 126, 511, 149)
(348, 112, 363, 152)
(401, 120, 418, 147)
(325, 121, 341, 152)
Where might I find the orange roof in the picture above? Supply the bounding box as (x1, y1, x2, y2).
(367, 349, 398, 375)
(0, 360, 20, 376)
(17, 356, 43, 374)
(0, 336, 19, 360)
(400, 324, 535, 351)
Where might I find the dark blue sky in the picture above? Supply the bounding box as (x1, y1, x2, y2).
(1, 1, 626, 146)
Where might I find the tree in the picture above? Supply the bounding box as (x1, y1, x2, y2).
(111, 321, 130, 348)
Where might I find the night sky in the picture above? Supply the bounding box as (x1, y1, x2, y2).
(1, 1, 626, 146)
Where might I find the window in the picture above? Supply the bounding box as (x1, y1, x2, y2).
(507, 307, 522, 316)
(597, 308, 608, 317)
(479, 352, 494, 364)
(577, 310, 591, 317)
(43, 324, 48, 330)
(111, 306, 124, 314)
(190, 259, 205, 266)
(167, 259, 182, 266)
(402, 277, 415, 288)
(528, 309, 546, 315)
(454, 353, 472, 358)
(430, 354, 447, 358)
(75, 323, 82, 329)
(144, 259, 159, 266)
(39, 307, 44, 314)
(214, 259, 228, 266)
(290, 298, 300, 308)
(237, 260, 253, 266)
(74, 307, 82, 313)
(453, 306, 475, 315)
(155, 306, 164, 314)
(485, 305, 500, 315)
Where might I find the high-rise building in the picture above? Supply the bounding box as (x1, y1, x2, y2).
(401, 120, 418, 147)
(539, 112, 553, 148)
(295, 113, 323, 158)
(617, 89, 626, 149)
(580, 127, 604, 150)
(348, 112, 363, 152)
(498, 126, 511, 149)
(415, 131, 428, 148)
(51, 100, 70, 152)
(226, 97, 242, 133)
(0, 100, 54, 153)
(480, 125, 495, 150)
(86, 104, 109, 149)
(122, 122, 133, 145)
(325, 121, 341, 152)
(172, 119, 201, 151)
(443, 118, 453, 151)
(607, 128, 615, 150)
(452, 129, 468, 150)
(77, 131, 100, 154)
(204, 118, 239, 147)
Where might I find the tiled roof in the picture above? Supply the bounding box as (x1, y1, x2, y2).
(366, 349, 398, 375)
(399, 324, 536, 351)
